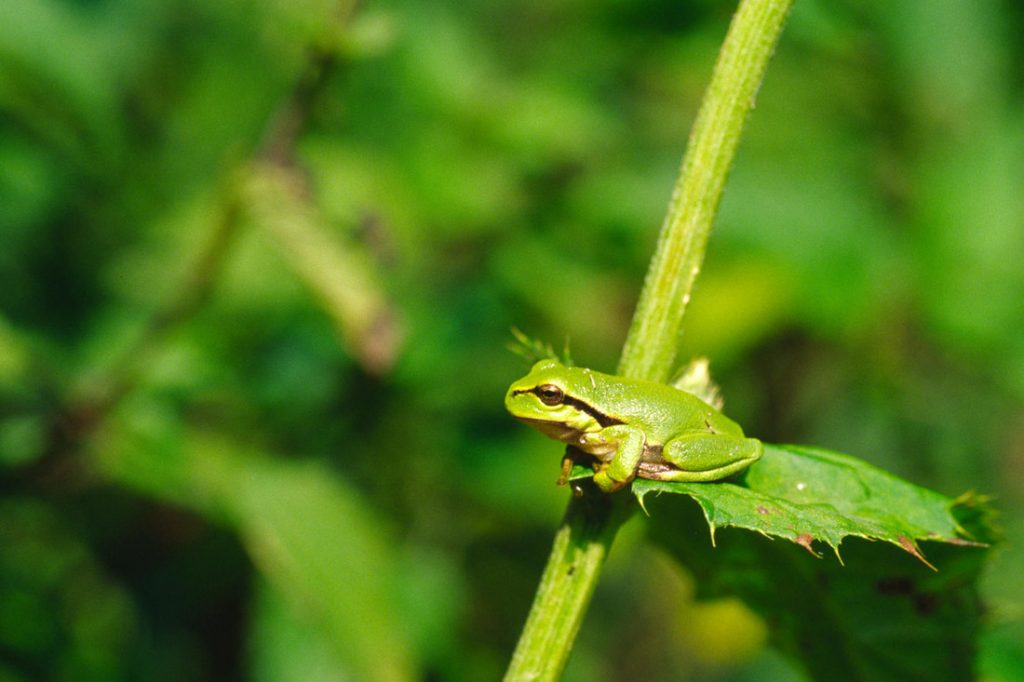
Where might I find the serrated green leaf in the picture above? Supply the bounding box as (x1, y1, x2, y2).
(646, 494, 989, 682)
(631, 444, 989, 567)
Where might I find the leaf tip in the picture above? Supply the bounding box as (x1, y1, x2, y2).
(898, 535, 937, 571)
(951, 490, 999, 545)
(635, 491, 652, 517)
(794, 533, 821, 558)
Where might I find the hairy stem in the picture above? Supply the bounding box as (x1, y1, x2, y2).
(504, 1, 793, 679)
(619, 0, 793, 383)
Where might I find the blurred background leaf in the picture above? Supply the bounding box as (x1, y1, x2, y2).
(1, 0, 1022, 680)
(94, 418, 414, 681)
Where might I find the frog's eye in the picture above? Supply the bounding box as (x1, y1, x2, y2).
(536, 384, 564, 406)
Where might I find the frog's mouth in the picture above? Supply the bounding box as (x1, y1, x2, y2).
(516, 417, 581, 444)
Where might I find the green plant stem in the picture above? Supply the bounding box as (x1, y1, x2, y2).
(504, 486, 629, 681)
(619, 0, 793, 384)
(504, 1, 792, 679)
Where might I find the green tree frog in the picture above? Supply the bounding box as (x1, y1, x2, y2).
(505, 360, 762, 493)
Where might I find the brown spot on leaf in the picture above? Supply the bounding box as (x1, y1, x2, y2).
(898, 535, 937, 571)
(756, 506, 770, 515)
(795, 533, 821, 558)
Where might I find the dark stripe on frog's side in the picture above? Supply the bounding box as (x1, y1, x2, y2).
(511, 387, 623, 428)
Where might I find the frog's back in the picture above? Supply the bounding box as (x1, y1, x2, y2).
(576, 368, 744, 440)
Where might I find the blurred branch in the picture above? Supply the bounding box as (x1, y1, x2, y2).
(21, 3, 372, 485)
(258, 0, 359, 164)
(23, 192, 242, 488)
(242, 163, 403, 374)
(74, 189, 243, 423)
(244, 0, 403, 375)
(505, 0, 793, 679)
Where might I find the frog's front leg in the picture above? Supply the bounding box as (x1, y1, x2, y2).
(580, 425, 646, 493)
(651, 433, 762, 482)
(556, 447, 590, 486)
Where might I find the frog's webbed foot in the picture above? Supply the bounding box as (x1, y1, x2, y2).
(592, 463, 633, 493)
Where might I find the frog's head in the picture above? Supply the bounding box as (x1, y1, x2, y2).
(505, 360, 599, 440)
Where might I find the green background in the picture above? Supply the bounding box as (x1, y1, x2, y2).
(1, 0, 1022, 679)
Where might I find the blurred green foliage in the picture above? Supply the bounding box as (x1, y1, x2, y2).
(1, 0, 1022, 680)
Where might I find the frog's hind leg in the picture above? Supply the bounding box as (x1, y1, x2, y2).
(647, 434, 762, 482)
